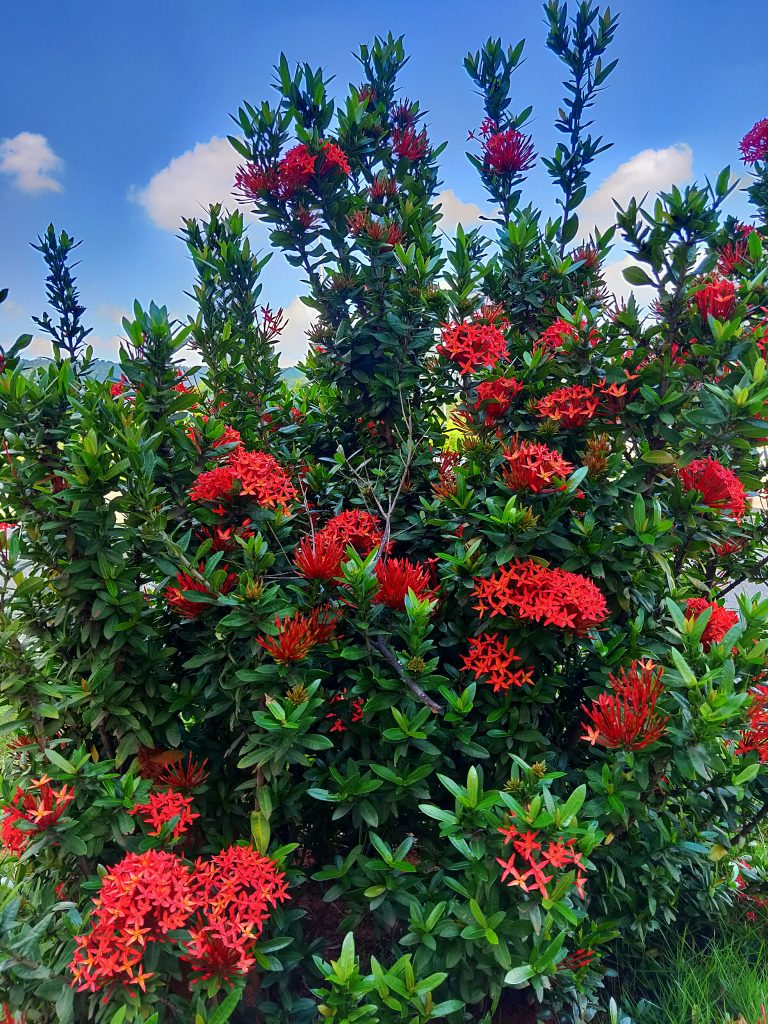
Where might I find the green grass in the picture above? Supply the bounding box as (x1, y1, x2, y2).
(620, 930, 768, 1024)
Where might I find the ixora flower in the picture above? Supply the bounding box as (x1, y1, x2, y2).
(473, 559, 609, 633)
(501, 437, 574, 494)
(582, 661, 669, 751)
(535, 384, 600, 429)
(189, 449, 298, 512)
(130, 790, 199, 839)
(256, 606, 340, 663)
(438, 321, 509, 375)
(164, 564, 238, 619)
(533, 318, 597, 353)
(739, 117, 768, 165)
(69, 845, 289, 993)
(325, 688, 366, 733)
(317, 140, 351, 176)
(461, 633, 534, 692)
(693, 278, 736, 321)
(678, 457, 747, 521)
(154, 753, 209, 792)
(685, 597, 739, 650)
(1, 776, 75, 855)
(474, 376, 523, 425)
(294, 531, 347, 582)
(373, 557, 438, 609)
(736, 684, 768, 762)
(471, 119, 536, 175)
(391, 124, 428, 161)
(496, 822, 586, 900)
(315, 509, 386, 556)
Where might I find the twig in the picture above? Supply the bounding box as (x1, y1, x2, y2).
(370, 637, 443, 714)
(734, 799, 768, 844)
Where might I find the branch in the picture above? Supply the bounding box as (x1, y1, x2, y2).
(734, 798, 768, 844)
(370, 637, 443, 714)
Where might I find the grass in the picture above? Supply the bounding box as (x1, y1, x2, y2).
(619, 929, 768, 1024)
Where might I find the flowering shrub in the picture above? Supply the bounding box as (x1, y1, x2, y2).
(1, 5, 768, 1023)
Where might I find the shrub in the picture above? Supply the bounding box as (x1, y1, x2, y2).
(1, 3, 768, 1021)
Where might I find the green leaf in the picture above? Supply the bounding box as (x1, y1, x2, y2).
(622, 265, 654, 287)
(641, 450, 678, 465)
(208, 987, 244, 1024)
(250, 811, 271, 854)
(504, 964, 534, 985)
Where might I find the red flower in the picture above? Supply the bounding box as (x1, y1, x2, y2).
(685, 597, 739, 650)
(1, 776, 74, 855)
(326, 689, 366, 733)
(373, 558, 438, 609)
(391, 125, 428, 161)
(736, 684, 768, 762)
(474, 377, 523, 425)
(432, 449, 460, 500)
(496, 823, 586, 900)
(294, 532, 346, 582)
(256, 606, 339, 663)
(317, 510, 385, 555)
(187, 417, 241, 451)
(228, 448, 298, 510)
(461, 633, 534, 692)
(536, 384, 599, 428)
(740, 118, 768, 165)
(235, 163, 279, 200)
(534, 318, 579, 353)
(473, 120, 536, 174)
(164, 564, 237, 619)
(198, 520, 254, 553)
(2, 1005, 25, 1023)
(189, 465, 237, 505)
(318, 141, 350, 176)
(110, 374, 131, 398)
(276, 143, 316, 197)
(183, 846, 289, 983)
(694, 279, 736, 321)
(347, 210, 403, 246)
(438, 321, 509, 375)
(156, 754, 209, 792)
(69, 848, 197, 993)
(473, 559, 609, 633)
(370, 175, 398, 199)
(582, 661, 669, 751)
(678, 457, 747, 521)
(559, 949, 597, 972)
(131, 790, 199, 839)
(718, 240, 750, 277)
(501, 437, 574, 494)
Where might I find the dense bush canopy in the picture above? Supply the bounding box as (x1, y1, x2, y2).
(2, 3, 768, 1022)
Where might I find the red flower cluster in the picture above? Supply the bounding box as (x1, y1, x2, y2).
(534, 318, 579, 352)
(370, 175, 398, 200)
(496, 822, 586, 899)
(1, 776, 75, 855)
(326, 689, 366, 733)
(318, 141, 351, 176)
(294, 531, 347, 582)
(347, 209, 403, 246)
(189, 448, 297, 512)
(474, 376, 523, 425)
(535, 384, 600, 428)
(461, 633, 534, 692)
(391, 125, 428, 161)
(678, 457, 747, 521)
(582, 661, 669, 751)
(156, 754, 209, 792)
(432, 449, 460, 500)
(229, 448, 298, 510)
(473, 559, 609, 633)
(718, 240, 750, 277)
(740, 118, 768, 165)
(69, 845, 288, 992)
(187, 417, 241, 451)
(736, 685, 768, 762)
(438, 321, 509, 375)
(558, 948, 597, 972)
(256, 606, 339, 663)
(685, 597, 739, 650)
(373, 557, 438, 609)
(2, 1005, 25, 1023)
(199, 520, 254, 553)
(317, 509, 385, 556)
(694, 278, 736, 321)
(471, 119, 536, 175)
(130, 790, 199, 839)
(164, 564, 237, 619)
(501, 437, 574, 494)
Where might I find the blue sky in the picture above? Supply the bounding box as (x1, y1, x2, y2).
(1, 0, 765, 363)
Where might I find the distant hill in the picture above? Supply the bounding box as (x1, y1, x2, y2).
(18, 357, 305, 388)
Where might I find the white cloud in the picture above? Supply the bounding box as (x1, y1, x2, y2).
(130, 136, 242, 231)
(437, 189, 486, 228)
(0, 132, 63, 194)
(95, 303, 130, 326)
(0, 299, 24, 317)
(579, 143, 694, 236)
(279, 296, 315, 367)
